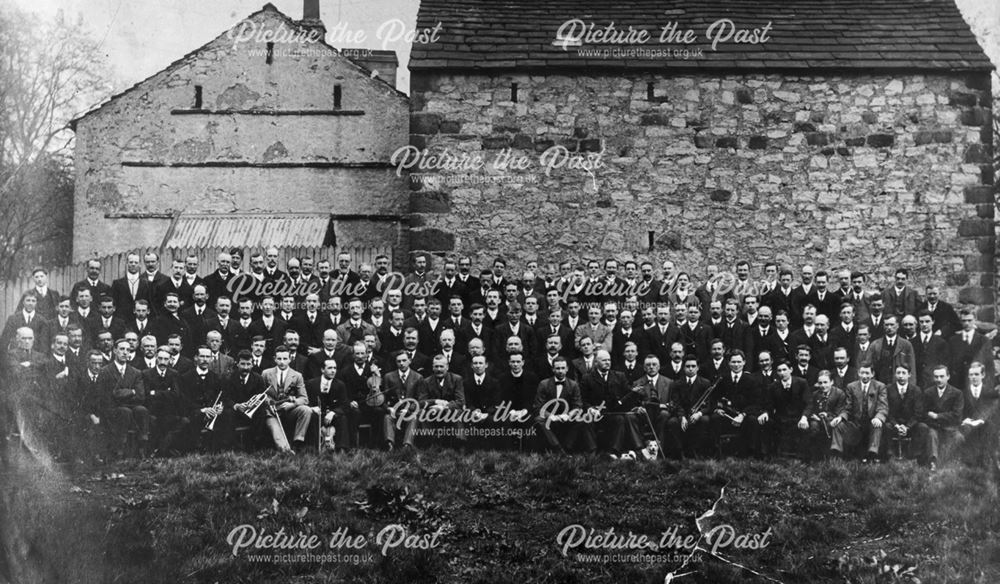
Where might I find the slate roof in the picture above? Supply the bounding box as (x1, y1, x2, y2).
(409, 0, 994, 73)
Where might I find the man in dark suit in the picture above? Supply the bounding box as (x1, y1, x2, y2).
(833, 365, 888, 461)
(179, 284, 217, 350)
(438, 329, 467, 375)
(745, 306, 776, 372)
(914, 364, 965, 470)
(532, 356, 594, 454)
(141, 346, 186, 455)
(494, 302, 534, 364)
(882, 268, 920, 321)
(718, 299, 747, 355)
(788, 265, 816, 329)
(175, 345, 227, 452)
(922, 285, 960, 339)
(806, 371, 847, 459)
(641, 355, 683, 458)
(70, 259, 112, 310)
(154, 259, 194, 312)
(864, 295, 887, 341)
(230, 299, 256, 355)
(24, 268, 61, 320)
(763, 269, 795, 317)
(868, 316, 916, 385)
(2, 291, 50, 351)
(679, 304, 712, 364)
(409, 354, 466, 448)
(434, 260, 467, 307)
(829, 347, 858, 389)
(947, 310, 993, 391)
(262, 247, 289, 287)
(152, 293, 191, 356)
(463, 354, 502, 449)
(829, 303, 858, 353)
(713, 350, 768, 457)
(111, 253, 152, 321)
(580, 350, 648, 457)
(885, 364, 922, 461)
(93, 295, 127, 346)
(913, 310, 950, 389)
(792, 345, 818, 387)
(248, 297, 285, 360)
(958, 362, 998, 465)
(807, 271, 841, 323)
(306, 358, 351, 451)
(807, 315, 835, 371)
(202, 251, 236, 308)
(332, 341, 375, 450)
(767, 360, 811, 457)
(99, 338, 149, 458)
(141, 252, 171, 315)
(644, 305, 680, 370)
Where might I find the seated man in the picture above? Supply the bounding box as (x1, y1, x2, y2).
(959, 361, 996, 466)
(805, 370, 847, 460)
(532, 356, 594, 454)
(767, 359, 811, 458)
(177, 345, 227, 452)
(914, 364, 965, 471)
(712, 350, 768, 458)
(407, 354, 466, 449)
(140, 346, 185, 456)
(380, 350, 423, 449)
(885, 364, 922, 460)
(640, 354, 681, 459)
(98, 337, 150, 459)
(306, 358, 348, 451)
(227, 350, 291, 453)
(261, 345, 313, 452)
(581, 349, 649, 459)
(833, 364, 888, 461)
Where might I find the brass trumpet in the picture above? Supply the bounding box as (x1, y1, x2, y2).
(205, 390, 223, 430)
(239, 389, 270, 419)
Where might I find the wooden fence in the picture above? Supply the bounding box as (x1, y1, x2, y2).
(1, 245, 391, 322)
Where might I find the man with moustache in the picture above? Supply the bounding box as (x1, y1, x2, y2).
(532, 356, 594, 454)
(834, 364, 888, 462)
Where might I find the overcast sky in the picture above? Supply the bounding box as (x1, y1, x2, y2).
(9, 0, 1000, 97)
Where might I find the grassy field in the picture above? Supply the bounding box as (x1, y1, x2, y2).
(3, 446, 1000, 583)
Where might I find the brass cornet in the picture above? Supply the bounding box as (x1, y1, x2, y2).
(205, 390, 223, 430)
(240, 388, 270, 419)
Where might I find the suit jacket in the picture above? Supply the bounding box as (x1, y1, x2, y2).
(919, 384, 964, 428)
(745, 325, 777, 371)
(71, 279, 113, 308)
(207, 353, 235, 379)
(579, 368, 636, 411)
(882, 285, 920, 320)
(153, 278, 194, 312)
(151, 313, 191, 354)
(808, 334, 836, 370)
(717, 320, 748, 354)
(678, 322, 712, 363)
(807, 290, 841, 323)
(382, 369, 423, 403)
(869, 336, 916, 385)
(886, 382, 922, 429)
(1, 312, 50, 351)
(717, 372, 767, 416)
(292, 312, 331, 351)
(830, 366, 859, 389)
(532, 377, 582, 415)
(763, 286, 795, 317)
(643, 324, 681, 367)
(202, 270, 236, 306)
(97, 362, 146, 409)
(829, 324, 858, 355)
(261, 366, 308, 406)
(416, 372, 465, 408)
(176, 368, 224, 418)
(497, 370, 539, 411)
(463, 372, 502, 411)
(224, 370, 268, 411)
(809, 385, 847, 419)
(22, 288, 61, 321)
(640, 374, 675, 410)
(180, 306, 219, 349)
(912, 333, 950, 388)
(665, 375, 712, 416)
(111, 276, 153, 321)
(924, 301, 961, 339)
(335, 361, 374, 403)
(573, 321, 613, 353)
(769, 376, 811, 420)
(864, 314, 886, 341)
(841, 380, 889, 424)
(306, 376, 349, 417)
(947, 331, 992, 390)
(962, 384, 999, 422)
(140, 367, 181, 416)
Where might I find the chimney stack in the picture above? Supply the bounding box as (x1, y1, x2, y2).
(300, 0, 326, 40)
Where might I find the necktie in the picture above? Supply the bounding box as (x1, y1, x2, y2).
(279, 371, 285, 387)
(26, 314, 32, 324)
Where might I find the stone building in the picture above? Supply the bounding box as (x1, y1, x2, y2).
(70, 1, 410, 264)
(408, 0, 997, 318)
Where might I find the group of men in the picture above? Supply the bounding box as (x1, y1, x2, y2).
(1, 250, 997, 470)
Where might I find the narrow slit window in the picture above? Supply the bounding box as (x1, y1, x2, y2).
(334, 84, 342, 109)
(648, 231, 655, 251)
(266, 42, 274, 64)
(510, 82, 518, 103)
(194, 85, 203, 109)
(647, 82, 655, 101)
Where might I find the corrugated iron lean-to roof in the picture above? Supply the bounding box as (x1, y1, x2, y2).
(162, 213, 333, 250)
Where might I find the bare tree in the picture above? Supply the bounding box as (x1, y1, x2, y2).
(0, 6, 113, 279)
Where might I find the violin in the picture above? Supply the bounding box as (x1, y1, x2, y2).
(364, 364, 385, 407)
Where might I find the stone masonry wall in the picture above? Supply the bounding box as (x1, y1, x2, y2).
(74, 8, 410, 264)
(409, 72, 995, 319)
